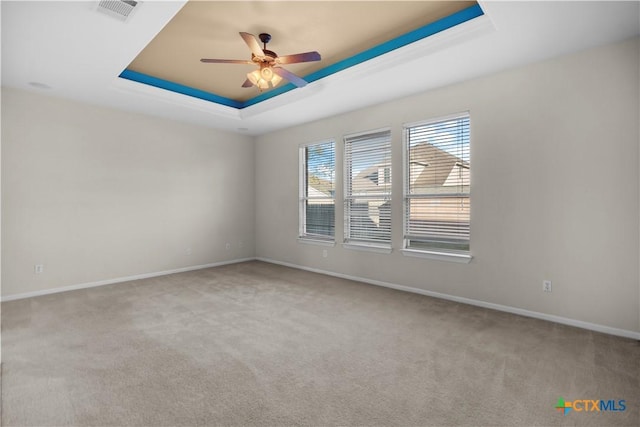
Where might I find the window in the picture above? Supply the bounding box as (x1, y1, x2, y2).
(299, 140, 335, 241)
(344, 128, 392, 247)
(404, 113, 470, 255)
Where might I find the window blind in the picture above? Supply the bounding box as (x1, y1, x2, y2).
(299, 140, 335, 240)
(344, 129, 392, 245)
(404, 114, 470, 252)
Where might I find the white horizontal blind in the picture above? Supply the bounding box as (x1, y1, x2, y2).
(299, 141, 335, 240)
(404, 114, 470, 252)
(344, 129, 392, 244)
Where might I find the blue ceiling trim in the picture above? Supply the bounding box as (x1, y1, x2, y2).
(119, 3, 483, 110)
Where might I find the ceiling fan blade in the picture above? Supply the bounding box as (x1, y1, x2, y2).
(276, 51, 321, 65)
(200, 58, 254, 64)
(241, 79, 254, 88)
(273, 67, 308, 88)
(239, 32, 265, 58)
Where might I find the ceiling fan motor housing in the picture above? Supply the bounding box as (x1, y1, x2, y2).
(252, 52, 277, 64)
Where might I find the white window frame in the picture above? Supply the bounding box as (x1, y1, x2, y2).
(402, 112, 472, 263)
(298, 139, 336, 244)
(343, 127, 392, 251)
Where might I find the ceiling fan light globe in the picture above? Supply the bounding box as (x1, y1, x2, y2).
(247, 69, 261, 86)
(260, 67, 274, 81)
(271, 73, 283, 88)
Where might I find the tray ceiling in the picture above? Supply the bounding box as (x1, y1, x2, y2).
(124, 1, 476, 106)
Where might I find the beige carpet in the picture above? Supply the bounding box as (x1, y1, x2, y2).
(2, 261, 638, 426)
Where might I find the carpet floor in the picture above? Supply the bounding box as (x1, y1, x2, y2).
(1, 260, 638, 426)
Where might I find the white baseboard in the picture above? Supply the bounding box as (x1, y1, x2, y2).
(0, 258, 255, 302)
(256, 257, 640, 340)
(4, 255, 638, 341)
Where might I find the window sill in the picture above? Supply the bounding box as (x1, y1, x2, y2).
(343, 242, 392, 254)
(401, 249, 472, 264)
(297, 238, 336, 247)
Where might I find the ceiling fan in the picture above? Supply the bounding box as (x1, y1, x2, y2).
(200, 32, 321, 91)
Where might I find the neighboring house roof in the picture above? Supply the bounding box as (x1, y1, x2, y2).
(409, 143, 468, 188)
(308, 175, 334, 198)
(308, 186, 331, 199)
(353, 142, 469, 194)
(352, 164, 391, 193)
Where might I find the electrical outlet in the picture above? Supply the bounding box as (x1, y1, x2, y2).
(34, 264, 44, 274)
(225, 242, 231, 250)
(543, 280, 552, 293)
(322, 249, 328, 258)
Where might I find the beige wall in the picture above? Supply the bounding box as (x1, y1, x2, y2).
(255, 38, 640, 333)
(1, 88, 255, 298)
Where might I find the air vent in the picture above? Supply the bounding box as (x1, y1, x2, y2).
(97, 0, 139, 21)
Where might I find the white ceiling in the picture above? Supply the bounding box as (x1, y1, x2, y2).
(2, 1, 639, 136)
